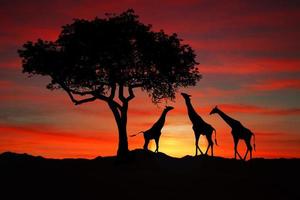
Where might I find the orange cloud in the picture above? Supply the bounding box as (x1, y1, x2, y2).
(125, 103, 300, 117)
(200, 59, 300, 75)
(189, 78, 300, 99)
(0, 124, 128, 158)
(215, 104, 300, 116)
(0, 124, 112, 141)
(0, 80, 16, 88)
(247, 79, 300, 91)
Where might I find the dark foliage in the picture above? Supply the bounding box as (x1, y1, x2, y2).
(18, 9, 200, 104)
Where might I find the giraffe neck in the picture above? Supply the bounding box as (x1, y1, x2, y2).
(216, 109, 237, 128)
(184, 99, 204, 123)
(152, 110, 169, 130)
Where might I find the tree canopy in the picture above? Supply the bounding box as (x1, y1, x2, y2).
(18, 9, 201, 104)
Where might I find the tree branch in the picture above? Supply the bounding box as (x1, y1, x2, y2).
(68, 89, 95, 96)
(104, 84, 121, 110)
(59, 81, 108, 106)
(118, 85, 135, 102)
(74, 97, 97, 105)
(109, 84, 116, 100)
(59, 81, 122, 110)
(65, 88, 97, 105)
(93, 92, 109, 102)
(108, 101, 121, 124)
(119, 84, 126, 102)
(126, 86, 135, 101)
(109, 99, 122, 111)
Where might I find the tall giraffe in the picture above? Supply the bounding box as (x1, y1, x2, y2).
(181, 93, 217, 156)
(130, 106, 174, 153)
(210, 106, 256, 160)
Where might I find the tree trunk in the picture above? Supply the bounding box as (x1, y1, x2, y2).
(108, 101, 129, 158)
(116, 119, 129, 158)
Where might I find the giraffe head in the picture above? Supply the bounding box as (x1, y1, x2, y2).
(181, 92, 191, 100)
(164, 106, 174, 112)
(210, 106, 219, 115)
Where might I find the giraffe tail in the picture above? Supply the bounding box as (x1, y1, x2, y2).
(252, 133, 256, 151)
(213, 129, 218, 146)
(130, 131, 144, 137)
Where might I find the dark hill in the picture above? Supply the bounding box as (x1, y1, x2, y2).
(0, 149, 299, 200)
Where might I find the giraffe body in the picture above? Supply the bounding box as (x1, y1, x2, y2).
(210, 106, 255, 160)
(181, 93, 217, 156)
(131, 106, 174, 153)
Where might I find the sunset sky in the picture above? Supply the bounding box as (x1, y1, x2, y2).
(0, 0, 299, 159)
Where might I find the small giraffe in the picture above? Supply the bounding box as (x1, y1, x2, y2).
(181, 93, 217, 156)
(210, 106, 256, 160)
(130, 106, 174, 153)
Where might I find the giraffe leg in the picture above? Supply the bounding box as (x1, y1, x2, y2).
(234, 139, 238, 159)
(195, 136, 199, 156)
(234, 139, 243, 160)
(143, 139, 150, 150)
(155, 138, 159, 153)
(244, 147, 253, 160)
(195, 134, 203, 156)
(205, 134, 214, 156)
(210, 140, 214, 157)
(204, 137, 210, 155)
(198, 146, 204, 155)
(237, 151, 243, 160)
(244, 150, 249, 161)
(250, 149, 252, 159)
(205, 142, 213, 156)
(245, 140, 253, 160)
(205, 144, 210, 155)
(198, 138, 204, 155)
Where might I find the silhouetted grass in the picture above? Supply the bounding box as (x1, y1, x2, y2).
(0, 150, 299, 200)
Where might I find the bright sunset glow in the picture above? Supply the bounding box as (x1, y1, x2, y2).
(0, 0, 299, 158)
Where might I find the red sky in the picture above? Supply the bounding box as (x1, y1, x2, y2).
(0, 0, 299, 158)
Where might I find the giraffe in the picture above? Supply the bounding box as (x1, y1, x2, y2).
(130, 106, 174, 153)
(210, 106, 256, 160)
(181, 93, 217, 156)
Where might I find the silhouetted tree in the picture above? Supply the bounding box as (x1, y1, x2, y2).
(18, 9, 201, 158)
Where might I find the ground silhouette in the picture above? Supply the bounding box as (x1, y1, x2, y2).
(0, 150, 299, 200)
